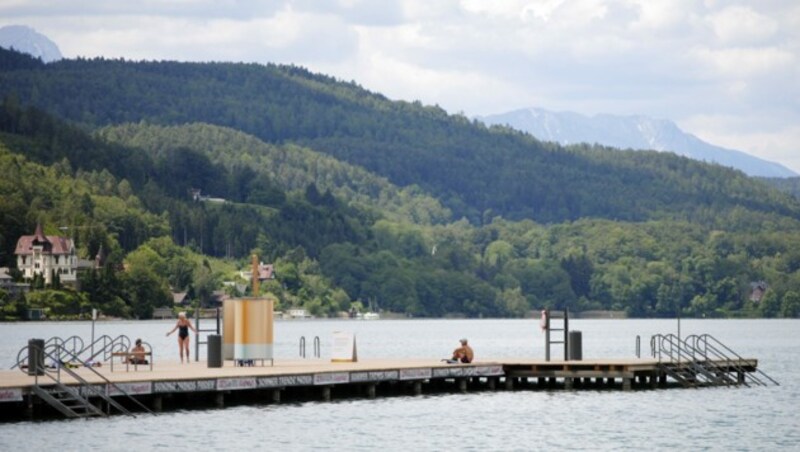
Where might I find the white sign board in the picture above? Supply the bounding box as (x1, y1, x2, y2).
(0, 388, 22, 402)
(331, 331, 357, 362)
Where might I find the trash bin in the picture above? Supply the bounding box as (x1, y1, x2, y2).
(568, 331, 582, 361)
(28, 338, 45, 376)
(207, 334, 223, 368)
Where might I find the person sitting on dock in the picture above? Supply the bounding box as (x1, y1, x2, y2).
(452, 338, 474, 363)
(127, 338, 148, 365)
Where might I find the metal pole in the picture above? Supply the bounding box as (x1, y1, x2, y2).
(545, 309, 550, 362)
(195, 304, 200, 362)
(564, 307, 569, 361)
(677, 316, 681, 362)
(91, 308, 97, 358)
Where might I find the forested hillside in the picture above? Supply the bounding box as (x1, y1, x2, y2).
(1, 47, 799, 319)
(763, 177, 800, 199)
(1, 47, 797, 225)
(97, 123, 451, 225)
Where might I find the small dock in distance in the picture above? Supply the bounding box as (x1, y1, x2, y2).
(0, 356, 761, 421)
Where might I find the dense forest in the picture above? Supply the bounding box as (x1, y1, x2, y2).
(1, 47, 799, 319)
(1, 47, 797, 225)
(763, 177, 800, 199)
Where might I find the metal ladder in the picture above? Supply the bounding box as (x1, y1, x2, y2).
(653, 334, 731, 387)
(650, 333, 779, 387)
(687, 334, 779, 386)
(544, 308, 569, 361)
(195, 307, 221, 362)
(19, 342, 154, 419)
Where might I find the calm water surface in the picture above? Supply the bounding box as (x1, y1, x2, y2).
(0, 318, 798, 450)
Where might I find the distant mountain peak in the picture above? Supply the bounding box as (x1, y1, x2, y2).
(480, 108, 797, 178)
(0, 25, 62, 63)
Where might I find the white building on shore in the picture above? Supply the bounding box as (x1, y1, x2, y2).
(15, 223, 77, 284)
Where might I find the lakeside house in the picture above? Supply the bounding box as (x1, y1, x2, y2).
(239, 262, 276, 283)
(750, 281, 768, 303)
(15, 223, 77, 285)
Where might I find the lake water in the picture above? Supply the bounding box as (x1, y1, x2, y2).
(0, 318, 798, 450)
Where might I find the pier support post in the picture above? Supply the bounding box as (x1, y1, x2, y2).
(458, 378, 468, 393)
(321, 386, 331, 402)
(366, 384, 377, 399)
(487, 377, 497, 390)
(272, 389, 281, 404)
(737, 371, 745, 385)
(622, 378, 632, 391)
(214, 392, 225, 408)
(564, 377, 574, 390)
(153, 395, 163, 413)
(659, 374, 667, 386)
(413, 381, 423, 396)
(504, 377, 514, 390)
(650, 372, 658, 389)
(24, 395, 34, 420)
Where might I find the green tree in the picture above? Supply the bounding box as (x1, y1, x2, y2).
(780, 291, 800, 318)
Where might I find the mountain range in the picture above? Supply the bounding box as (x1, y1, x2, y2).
(0, 25, 62, 63)
(479, 108, 797, 178)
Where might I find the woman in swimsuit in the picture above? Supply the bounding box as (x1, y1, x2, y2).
(167, 312, 196, 363)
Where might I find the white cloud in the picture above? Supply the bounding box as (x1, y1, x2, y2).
(707, 6, 778, 45)
(690, 46, 795, 79)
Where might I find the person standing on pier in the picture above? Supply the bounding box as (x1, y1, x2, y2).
(167, 312, 197, 363)
(452, 338, 474, 363)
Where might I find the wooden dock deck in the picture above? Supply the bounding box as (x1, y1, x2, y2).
(0, 357, 760, 420)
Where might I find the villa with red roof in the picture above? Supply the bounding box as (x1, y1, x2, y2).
(15, 224, 77, 284)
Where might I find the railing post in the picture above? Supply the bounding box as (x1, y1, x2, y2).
(314, 336, 321, 358)
(564, 308, 569, 361)
(544, 309, 550, 362)
(195, 305, 200, 362)
(635, 335, 641, 358)
(300, 336, 306, 358)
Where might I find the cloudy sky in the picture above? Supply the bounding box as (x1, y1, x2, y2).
(2, 0, 799, 172)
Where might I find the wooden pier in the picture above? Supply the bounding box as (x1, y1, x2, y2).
(0, 356, 760, 421)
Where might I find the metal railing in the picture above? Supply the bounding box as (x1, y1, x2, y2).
(654, 333, 722, 387)
(12, 335, 85, 369)
(650, 333, 778, 387)
(688, 334, 779, 386)
(299, 336, 321, 358)
(77, 335, 131, 363)
(20, 342, 154, 418)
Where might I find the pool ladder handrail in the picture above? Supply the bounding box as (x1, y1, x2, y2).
(77, 334, 131, 363)
(655, 334, 727, 387)
(19, 342, 154, 418)
(11, 335, 85, 369)
(688, 334, 779, 386)
(299, 336, 321, 358)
